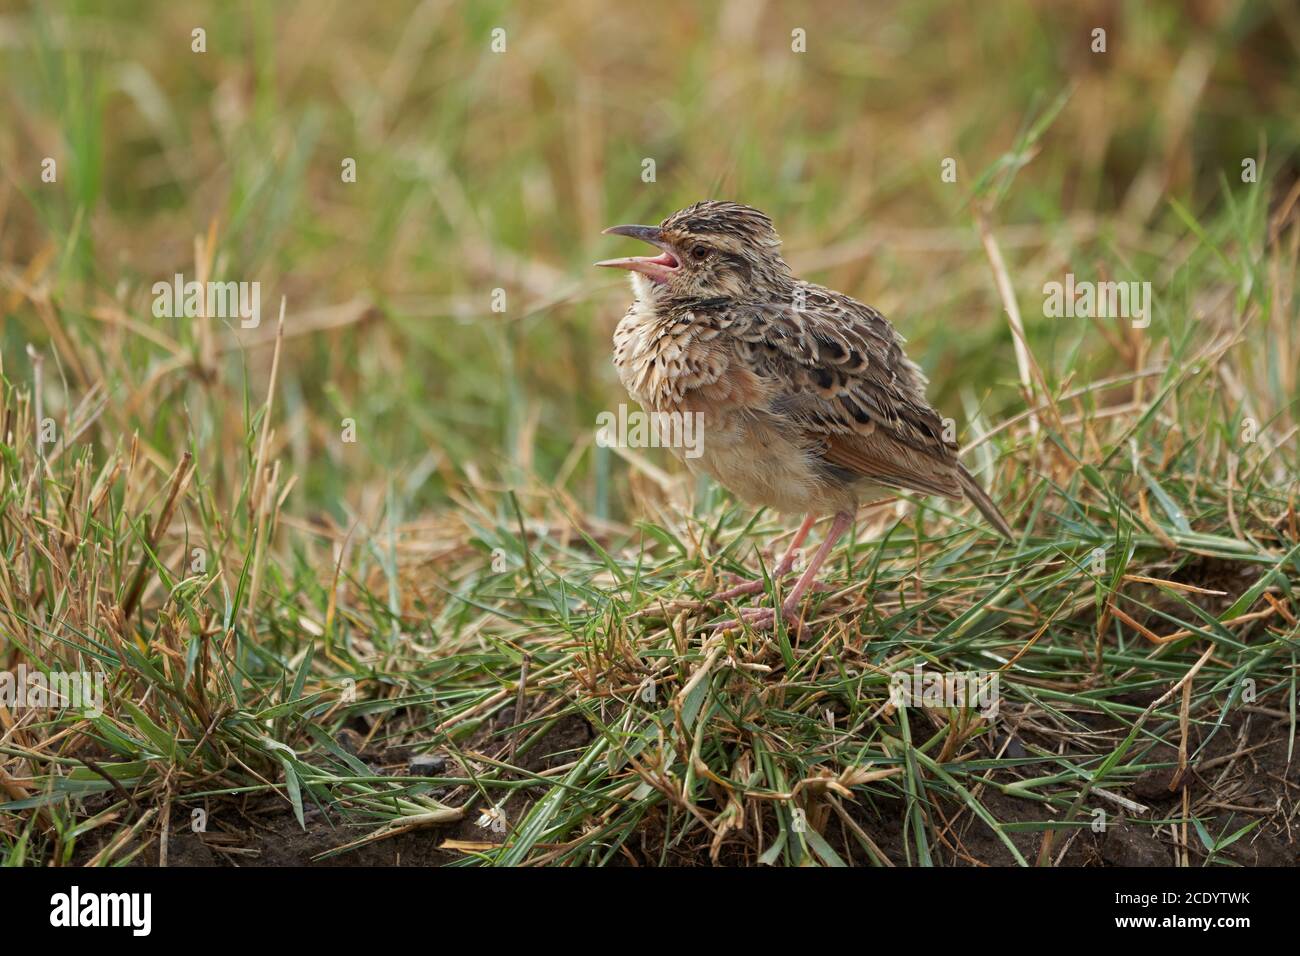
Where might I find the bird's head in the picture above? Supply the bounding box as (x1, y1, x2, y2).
(596, 200, 792, 302)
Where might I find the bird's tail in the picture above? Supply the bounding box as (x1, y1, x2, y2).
(957, 464, 1014, 540)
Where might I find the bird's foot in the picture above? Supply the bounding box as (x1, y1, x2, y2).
(707, 511, 853, 636)
(712, 574, 770, 601)
(711, 595, 807, 636)
(712, 572, 829, 602)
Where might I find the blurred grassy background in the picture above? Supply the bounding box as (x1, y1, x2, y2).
(3, 0, 1297, 526)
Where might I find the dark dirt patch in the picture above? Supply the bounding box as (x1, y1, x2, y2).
(68, 697, 1297, 867)
(71, 709, 596, 867)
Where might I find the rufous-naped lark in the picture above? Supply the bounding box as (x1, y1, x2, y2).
(597, 200, 1012, 632)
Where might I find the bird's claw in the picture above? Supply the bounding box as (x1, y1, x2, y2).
(712, 575, 829, 602)
(712, 575, 769, 601)
(711, 597, 807, 636)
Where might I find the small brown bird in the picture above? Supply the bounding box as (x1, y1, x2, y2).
(597, 200, 1012, 632)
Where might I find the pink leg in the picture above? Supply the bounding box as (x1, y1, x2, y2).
(712, 512, 818, 601)
(714, 511, 853, 634)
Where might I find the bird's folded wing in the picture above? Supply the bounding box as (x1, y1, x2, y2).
(820, 430, 962, 499)
(738, 288, 963, 500)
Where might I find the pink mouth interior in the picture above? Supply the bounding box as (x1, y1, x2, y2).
(642, 250, 678, 283)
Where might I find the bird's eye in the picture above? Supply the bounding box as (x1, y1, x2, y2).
(690, 245, 709, 260)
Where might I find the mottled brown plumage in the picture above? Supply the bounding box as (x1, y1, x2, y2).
(597, 200, 1011, 631)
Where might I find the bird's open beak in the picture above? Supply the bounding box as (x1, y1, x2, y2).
(595, 225, 680, 285)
